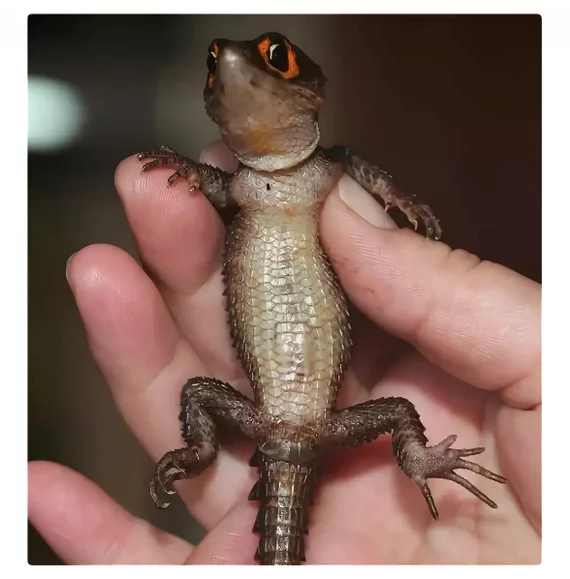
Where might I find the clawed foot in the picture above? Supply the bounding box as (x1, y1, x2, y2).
(138, 145, 201, 189)
(404, 435, 507, 519)
(150, 447, 202, 509)
(387, 197, 442, 241)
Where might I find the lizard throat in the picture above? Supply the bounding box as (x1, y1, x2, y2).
(223, 121, 321, 172)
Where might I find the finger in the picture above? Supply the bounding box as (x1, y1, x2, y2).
(187, 502, 259, 564)
(344, 305, 410, 397)
(115, 145, 244, 385)
(199, 139, 239, 172)
(115, 149, 229, 296)
(320, 177, 541, 409)
(496, 403, 542, 534)
(28, 461, 192, 564)
(67, 243, 252, 528)
(66, 243, 196, 431)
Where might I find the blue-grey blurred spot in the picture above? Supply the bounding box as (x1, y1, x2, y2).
(28, 76, 86, 152)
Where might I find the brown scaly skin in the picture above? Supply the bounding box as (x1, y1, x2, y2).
(139, 32, 506, 565)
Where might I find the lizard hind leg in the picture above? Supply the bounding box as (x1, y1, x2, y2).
(150, 445, 213, 509)
(149, 376, 261, 509)
(323, 397, 507, 520)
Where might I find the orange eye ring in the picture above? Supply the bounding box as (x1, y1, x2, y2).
(257, 36, 299, 79)
(206, 42, 219, 89)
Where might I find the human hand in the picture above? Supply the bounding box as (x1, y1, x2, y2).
(28, 142, 541, 564)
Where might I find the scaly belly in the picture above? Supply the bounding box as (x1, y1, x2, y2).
(223, 210, 350, 424)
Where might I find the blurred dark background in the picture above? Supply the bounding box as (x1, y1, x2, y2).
(28, 14, 541, 564)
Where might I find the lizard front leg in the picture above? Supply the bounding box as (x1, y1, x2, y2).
(138, 145, 233, 210)
(325, 146, 442, 240)
(323, 398, 506, 519)
(150, 377, 261, 508)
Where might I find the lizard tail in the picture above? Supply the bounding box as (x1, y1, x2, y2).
(248, 449, 317, 565)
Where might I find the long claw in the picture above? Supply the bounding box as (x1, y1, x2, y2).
(420, 482, 438, 520)
(442, 471, 499, 509)
(455, 458, 508, 484)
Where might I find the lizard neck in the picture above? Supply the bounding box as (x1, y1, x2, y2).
(229, 122, 320, 172)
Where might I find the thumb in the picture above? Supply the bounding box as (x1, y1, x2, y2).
(320, 175, 541, 410)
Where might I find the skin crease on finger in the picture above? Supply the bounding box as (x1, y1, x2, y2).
(29, 141, 540, 564)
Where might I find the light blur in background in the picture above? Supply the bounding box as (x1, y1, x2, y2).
(28, 14, 541, 564)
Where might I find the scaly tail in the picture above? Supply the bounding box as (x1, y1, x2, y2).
(248, 449, 317, 565)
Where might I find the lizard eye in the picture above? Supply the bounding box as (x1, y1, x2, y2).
(207, 49, 217, 74)
(205, 42, 219, 89)
(257, 34, 299, 79)
(267, 42, 288, 72)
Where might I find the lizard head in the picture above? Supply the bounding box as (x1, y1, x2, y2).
(203, 32, 326, 171)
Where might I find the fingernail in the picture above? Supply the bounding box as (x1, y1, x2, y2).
(66, 252, 78, 283)
(337, 174, 397, 229)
